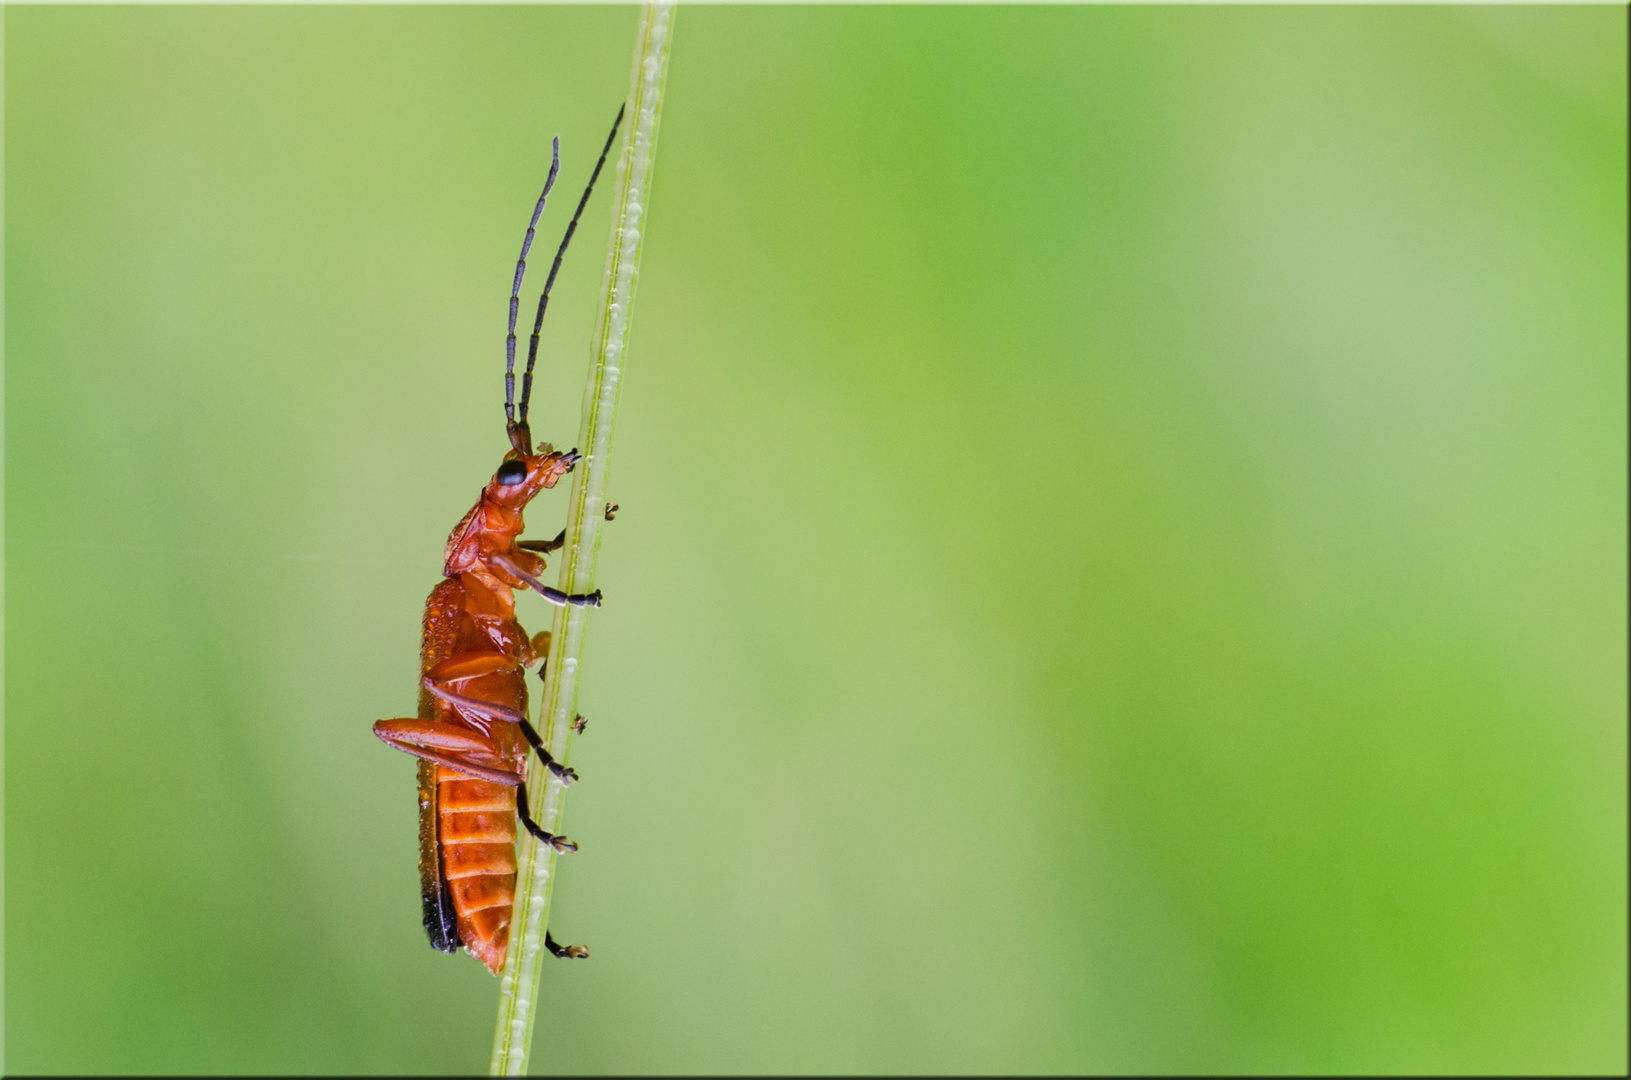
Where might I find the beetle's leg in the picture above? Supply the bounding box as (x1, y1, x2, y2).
(515, 780, 577, 853)
(374, 718, 499, 757)
(422, 679, 528, 727)
(458, 573, 543, 658)
(517, 528, 567, 555)
(529, 631, 552, 674)
(424, 650, 518, 684)
(541, 585, 602, 608)
(461, 612, 533, 668)
(491, 553, 602, 608)
(572, 714, 588, 734)
(545, 931, 589, 959)
(506, 547, 549, 578)
(373, 719, 520, 787)
(516, 717, 578, 785)
(604, 502, 618, 521)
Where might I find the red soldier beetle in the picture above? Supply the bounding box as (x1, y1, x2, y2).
(373, 105, 624, 975)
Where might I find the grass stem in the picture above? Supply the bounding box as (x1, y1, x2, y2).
(488, 3, 674, 1074)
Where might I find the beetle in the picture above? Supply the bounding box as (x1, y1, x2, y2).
(373, 105, 624, 974)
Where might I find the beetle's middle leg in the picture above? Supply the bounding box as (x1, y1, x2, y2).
(419, 655, 579, 785)
(490, 553, 602, 608)
(422, 678, 528, 728)
(516, 717, 578, 785)
(424, 650, 519, 683)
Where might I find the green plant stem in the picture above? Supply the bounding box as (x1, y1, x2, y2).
(489, 3, 673, 1074)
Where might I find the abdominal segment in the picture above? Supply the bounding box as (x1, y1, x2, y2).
(439, 770, 520, 973)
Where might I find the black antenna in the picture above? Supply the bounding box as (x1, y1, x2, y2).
(518, 103, 627, 426)
(506, 137, 561, 429)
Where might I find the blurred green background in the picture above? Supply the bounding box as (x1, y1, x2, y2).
(4, 4, 1625, 1074)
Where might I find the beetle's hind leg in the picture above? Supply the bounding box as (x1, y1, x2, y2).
(545, 931, 589, 959)
(373, 718, 520, 786)
(515, 780, 577, 853)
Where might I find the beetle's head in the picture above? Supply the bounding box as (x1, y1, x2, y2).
(486, 439, 578, 510)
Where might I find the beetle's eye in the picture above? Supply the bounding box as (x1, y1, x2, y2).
(495, 460, 528, 487)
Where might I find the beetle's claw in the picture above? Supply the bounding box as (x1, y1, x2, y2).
(546, 931, 589, 959)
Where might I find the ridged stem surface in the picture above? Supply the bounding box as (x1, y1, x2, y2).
(489, 2, 673, 1074)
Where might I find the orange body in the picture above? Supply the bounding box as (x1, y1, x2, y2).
(376, 447, 583, 974)
(417, 576, 527, 972)
(374, 104, 623, 974)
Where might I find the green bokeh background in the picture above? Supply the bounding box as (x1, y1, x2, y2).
(4, 4, 1625, 1074)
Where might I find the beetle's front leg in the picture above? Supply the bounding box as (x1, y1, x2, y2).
(497, 551, 583, 659)
(517, 528, 567, 556)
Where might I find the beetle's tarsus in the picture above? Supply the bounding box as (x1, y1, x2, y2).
(572, 714, 588, 734)
(546, 931, 589, 959)
(516, 780, 578, 852)
(544, 586, 602, 607)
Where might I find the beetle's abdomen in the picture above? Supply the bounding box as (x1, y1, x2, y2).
(417, 575, 531, 975)
(438, 770, 519, 973)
